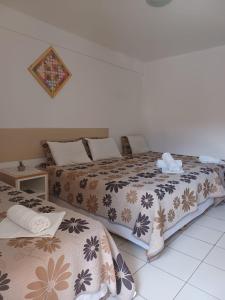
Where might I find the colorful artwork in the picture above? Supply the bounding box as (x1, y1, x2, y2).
(28, 47, 72, 98)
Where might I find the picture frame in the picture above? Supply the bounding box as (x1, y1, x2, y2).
(28, 46, 72, 98)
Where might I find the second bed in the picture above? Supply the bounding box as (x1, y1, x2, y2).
(48, 151, 225, 258)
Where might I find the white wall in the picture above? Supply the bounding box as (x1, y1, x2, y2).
(0, 4, 143, 147)
(3, 4, 225, 162)
(142, 46, 225, 158)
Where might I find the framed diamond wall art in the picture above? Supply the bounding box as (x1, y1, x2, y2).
(28, 46, 72, 98)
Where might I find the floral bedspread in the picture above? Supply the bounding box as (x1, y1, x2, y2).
(49, 151, 225, 258)
(0, 181, 135, 300)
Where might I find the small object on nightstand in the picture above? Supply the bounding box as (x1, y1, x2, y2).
(0, 167, 48, 201)
(18, 161, 25, 172)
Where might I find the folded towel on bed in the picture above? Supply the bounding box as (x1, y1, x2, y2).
(0, 208, 65, 238)
(199, 155, 222, 164)
(156, 159, 167, 169)
(7, 205, 51, 233)
(157, 153, 183, 173)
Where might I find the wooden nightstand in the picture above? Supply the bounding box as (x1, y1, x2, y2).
(0, 167, 48, 201)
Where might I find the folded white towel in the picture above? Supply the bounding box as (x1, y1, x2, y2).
(0, 211, 65, 238)
(162, 153, 183, 170)
(162, 152, 175, 164)
(7, 205, 51, 234)
(199, 155, 222, 164)
(156, 153, 183, 173)
(156, 160, 167, 169)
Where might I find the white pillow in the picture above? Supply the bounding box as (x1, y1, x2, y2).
(86, 138, 122, 161)
(47, 140, 91, 166)
(127, 135, 149, 154)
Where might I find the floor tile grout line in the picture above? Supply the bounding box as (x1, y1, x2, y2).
(135, 292, 148, 300)
(175, 230, 225, 299)
(123, 241, 206, 283)
(162, 227, 224, 299)
(172, 281, 188, 299)
(206, 212, 225, 222)
(188, 283, 222, 300)
(147, 264, 186, 282)
(196, 211, 225, 224)
(200, 231, 225, 273)
(133, 262, 148, 276)
(173, 259, 211, 299)
(119, 230, 220, 265)
(173, 245, 215, 299)
(216, 244, 225, 250)
(174, 281, 222, 300)
(183, 244, 213, 282)
(206, 216, 225, 222)
(118, 248, 147, 276)
(145, 245, 202, 281)
(215, 231, 225, 245)
(203, 261, 225, 273)
(194, 223, 224, 233)
(133, 262, 186, 300)
(119, 246, 148, 263)
(182, 231, 222, 246)
(185, 235, 221, 294)
(137, 292, 150, 300)
(133, 261, 148, 276)
(188, 220, 225, 232)
(119, 238, 208, 296)
(167, 245, 207, 261)
(133, 252, 224, 298)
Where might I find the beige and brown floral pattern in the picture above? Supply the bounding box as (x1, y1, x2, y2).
(86, 195, 99, 213)
(0, 181, 135, 300)
(89, 180, 99, 190)
(34, 237, 61, 253)
(155, 207, 166, 236)
(121, 208, 132, 223)
(173, 197, 180, 210)
(101, 234, 111, 254)
(203, 179, 211, 198)
(8, 238, 33, 248)
(48, 151, 225, 258)
(168, 209, 175, 223)
(101, 262, 116, 284)
(25, 255, 71, 299)
(181, 188, 196, 212)
(197, 183, 203, 194)
(126, 191, 137, 204)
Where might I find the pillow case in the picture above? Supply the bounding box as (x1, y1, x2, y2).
(47, 140, 91, 166)
(41, 140, 57, 166)
(86, 138, 122, 161)
(127, 135, 149, 154)
(121, 136, 132, 156)
(41, 138, 92, 165)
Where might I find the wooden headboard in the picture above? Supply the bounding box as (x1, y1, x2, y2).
(0, 128, 109, 162)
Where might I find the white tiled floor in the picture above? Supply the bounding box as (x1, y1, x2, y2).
(112, 203, 225, 300)
(217, 234, 225, 249)
(168, 235, 213, 260)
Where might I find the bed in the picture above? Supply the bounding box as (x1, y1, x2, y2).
(0, 181, 135, 300)
(48, 150, 225, 259)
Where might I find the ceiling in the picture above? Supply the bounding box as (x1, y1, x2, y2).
(1, 0, 225, 61)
